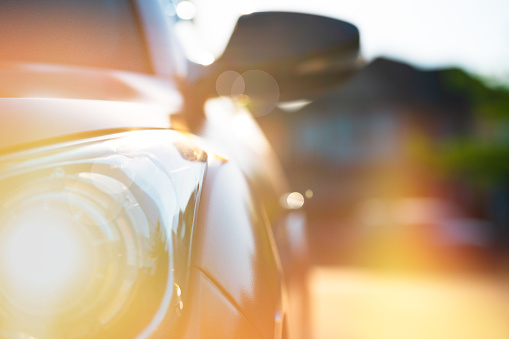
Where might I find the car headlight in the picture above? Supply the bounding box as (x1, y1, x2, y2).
(0, 130, 207, 339)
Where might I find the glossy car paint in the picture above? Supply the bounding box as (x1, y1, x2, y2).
(191, 157, 284, 338)
(0, 0, 288, 338)
(0, 98, 171, 151)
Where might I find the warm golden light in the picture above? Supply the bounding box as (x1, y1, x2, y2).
(310, 267, 509, 339)
(280, 192, 305, 209)
(2, 212, 82, 288)
(0, 205, 91, 316)
(305, 189, 314, 199)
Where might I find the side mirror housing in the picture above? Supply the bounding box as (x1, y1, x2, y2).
(207, 11, 361, 102)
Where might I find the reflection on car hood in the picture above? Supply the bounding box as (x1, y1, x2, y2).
(0, 98, 174, 153)
(0, 62, 182, 105)
(0, 62, 184, 153)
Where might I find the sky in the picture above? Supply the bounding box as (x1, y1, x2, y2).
(182, 0, 509, 84)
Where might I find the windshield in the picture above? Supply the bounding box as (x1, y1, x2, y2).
(0, 0, 150, 73)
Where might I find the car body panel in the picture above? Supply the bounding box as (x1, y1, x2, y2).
(199, 97, 289, 222)
(191, 155, 284, 339)
(178, 268, 263, 339)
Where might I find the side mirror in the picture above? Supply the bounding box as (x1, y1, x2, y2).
(206, 11, 361, 102)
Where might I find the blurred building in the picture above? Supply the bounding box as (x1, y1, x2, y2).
(258, 58, 504, 268)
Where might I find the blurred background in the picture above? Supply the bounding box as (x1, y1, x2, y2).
(172, 1, 509, 338)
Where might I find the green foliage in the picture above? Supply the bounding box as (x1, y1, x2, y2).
(436, 69, 509, 183)
(438, 140, 509, 184)
(441, 69, 509, 120)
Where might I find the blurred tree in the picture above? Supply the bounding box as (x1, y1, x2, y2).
(436, 69, 509, 185)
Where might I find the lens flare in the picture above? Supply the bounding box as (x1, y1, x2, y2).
(0, 207, 86, 297)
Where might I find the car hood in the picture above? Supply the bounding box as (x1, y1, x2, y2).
(0, 62, 182, 105)
(0, 63, 183, 153)
(0, 98, 177, 153)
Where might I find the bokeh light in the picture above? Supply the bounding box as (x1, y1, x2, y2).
(176, 1, 197, 20)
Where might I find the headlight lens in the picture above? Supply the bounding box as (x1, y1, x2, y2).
(0, 130, 207, 339)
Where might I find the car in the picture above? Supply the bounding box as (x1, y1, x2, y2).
(0, 1, 359, 338)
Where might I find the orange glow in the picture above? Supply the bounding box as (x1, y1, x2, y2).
(310, 267, 509, 339)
